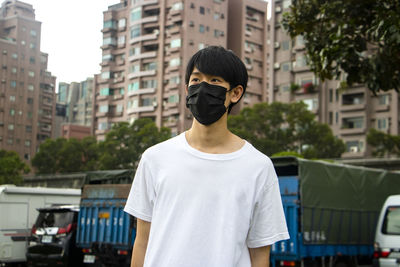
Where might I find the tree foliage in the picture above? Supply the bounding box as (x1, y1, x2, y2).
(367, 128, 400, 157)
(99, 118, 171, 170)
(0, 150, 30, 185)
(32, 118, 171, 174)
(228, 102, 345, 159)
(282, 0, 400, 94)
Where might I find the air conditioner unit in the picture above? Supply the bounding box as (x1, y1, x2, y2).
(350, 146, 359, 153)
(275, 6, 282, 13)
(274, 42, 280, 48)
(273, 62, 280, 69)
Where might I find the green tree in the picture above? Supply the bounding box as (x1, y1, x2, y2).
(367, 128, 400, 157)
(228, 102, 345, 159)
(0, 150, 30, 185)
(99, 118, 171, 170)
(32, 138, 67, 174)
(282, 0, 400, 94)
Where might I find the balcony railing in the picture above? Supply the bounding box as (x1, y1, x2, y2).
(127, 105, 155, 114)
(128, 70, 156, 79)
(128, 88, 156, 97)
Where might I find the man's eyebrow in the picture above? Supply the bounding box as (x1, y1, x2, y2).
(191, 71, 201, 75)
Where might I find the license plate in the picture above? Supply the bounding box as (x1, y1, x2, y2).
(42, 235, 52, 243)
(83, 255, 96, 263)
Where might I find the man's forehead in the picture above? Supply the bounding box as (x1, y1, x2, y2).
(190, 68, 223, 79)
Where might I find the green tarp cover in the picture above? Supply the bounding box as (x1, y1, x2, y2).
(298, 159, 400, 245)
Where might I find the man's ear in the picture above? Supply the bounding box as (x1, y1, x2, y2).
(230, 85, 244, 104)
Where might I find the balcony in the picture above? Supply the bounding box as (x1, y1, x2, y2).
(340, 103, 366, 112)
(131, 15, 159, 26)
(339, 127, 366, 135)
(129, 51, 157, 62)
(96, 111, 110, 118)
(130, 32, 158, 44)
(128, 88, 156, 97)
(376, 104, 390, 112)
(132, 0, 158, 7)
(127, 105, 155, 114)
(128, 70, 156, 79)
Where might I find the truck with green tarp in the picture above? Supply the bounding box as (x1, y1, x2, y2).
(270, 157, 400, 267)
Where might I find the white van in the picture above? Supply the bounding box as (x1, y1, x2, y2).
(374, 195, 400, 267)
(0, 185, 81, 265)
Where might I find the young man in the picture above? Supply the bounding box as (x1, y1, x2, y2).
(124, 46, 289, 267)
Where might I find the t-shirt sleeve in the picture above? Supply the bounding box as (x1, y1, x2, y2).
(246, 166, 290, 248)
(124, 154, 155, 222)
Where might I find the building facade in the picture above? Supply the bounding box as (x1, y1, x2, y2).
(94, 0, 269, 140)
(268, 0, 399, 159)
(0, 0, 56, 162)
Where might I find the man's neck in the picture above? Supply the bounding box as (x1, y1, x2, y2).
(185, 117, 244, 154)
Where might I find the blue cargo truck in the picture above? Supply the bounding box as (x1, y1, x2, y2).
(76, 184, 135, 267)
(270, 157, 400, 267)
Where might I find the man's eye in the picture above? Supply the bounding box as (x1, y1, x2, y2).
(211, 79, 221, 82)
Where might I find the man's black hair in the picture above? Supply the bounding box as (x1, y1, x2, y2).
(185, 46, 248, 112)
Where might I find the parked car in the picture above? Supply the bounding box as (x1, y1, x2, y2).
(374, 195, 400, 267)
(0, 185, 81, 266)
(26, 205, 83, 267)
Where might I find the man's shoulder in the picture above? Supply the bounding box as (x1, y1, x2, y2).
(142, 134, 182, 159)
(244, 142, 274, 166)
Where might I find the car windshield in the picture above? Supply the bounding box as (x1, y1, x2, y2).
(383, 206, 400, 235)
(35, 211, 75, 228)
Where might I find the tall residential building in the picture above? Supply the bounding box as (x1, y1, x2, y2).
(54, 78, 94, 137)
(268, 0, 399, 159)
(0, 0, 56, 162)
(94, 0, 269, 140)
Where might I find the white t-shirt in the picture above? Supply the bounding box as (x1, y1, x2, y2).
(124, 132, 289, 267)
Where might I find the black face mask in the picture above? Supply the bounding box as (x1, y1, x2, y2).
(186, 82, 231, 125)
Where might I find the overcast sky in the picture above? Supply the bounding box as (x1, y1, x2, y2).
(20, 0, 269, 88)
(21, 0, 119, 85)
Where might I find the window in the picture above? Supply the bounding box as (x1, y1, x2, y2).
(103, 37, 116, 46)
(142, 97, 154, 106)
(131, 7, 142, 21)
(11, 53, 18, 59)
(28, 71, 35, 77)
(11, 67, 17, 73)
(282, 62, 291, 72)
(28, 111, 33, 119)
(28, 84, 34, 91)
(9, 109, 15, 116)
(104, 20, 117, 29)
(335, 112, 339, 124)
(143, 62, 157, 71)
(8, 124, 14, 130)
(377, 118, 388, 130)
(335, 89, 339, 102)
(30, 29, 37, 37)
(342, 117, 364, 129)
(9, 95, 15, 102)
(379, 94, 389, 105)
(128, 99, 139, 109)
(29, 56, 35, 64)
(280, 84, 290, 92)
(130, 47, 141, 56)
(301, 98, 318, 111)
(26, 125, 32, 133)
(171, 2, 183, 11)
(98, 122, 109, 130)
(116, 104, 123, 113)
(142, 80, 157, 88)
(27, 98, 34, 104)
(214, 30, 220, 38)
(198, 43, 205, 50)
(214, 12, 220, 20)
(296, 35, 305, 46)
(7, 138, 13, 145)
(30, 42, 36, 49)
(118, 18, 126, 28)
(199, 6, 205, 14)
(329, 89, 333, 103)
(130, 64, 140, 73)
(296, 55, 307, 68)
(130, 25, 141, 38)
(118, 36, 126, 45)
(328, 112, 333, 125)
(346, 140, 364, 153)
(99, 105, 109, 113)
(101, 71, 111, 79)
(170, 76, 180, 84)
(10, 80, 17, 88)
(282, 40, 290, 50)
(168, 94, 179, 103)
(382, 206, 400, 234)
(199, 24, 205, 33)
(100, 88, 110, 96)
(283, 0, 292, 9)
(171, 38, 181, 48)
(128, 82, 139, 92)
(25, 140, 31, 147)
(102, 54, 114, 62)
(170, 58, 181, 67)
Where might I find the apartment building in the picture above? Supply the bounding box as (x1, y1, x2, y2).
(94, 0, 269, 140)
(0, 0, 56, 162)
(54, 78, 94, 138)
(228, 0, 268, 112)
(268, 0, 399, 159)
